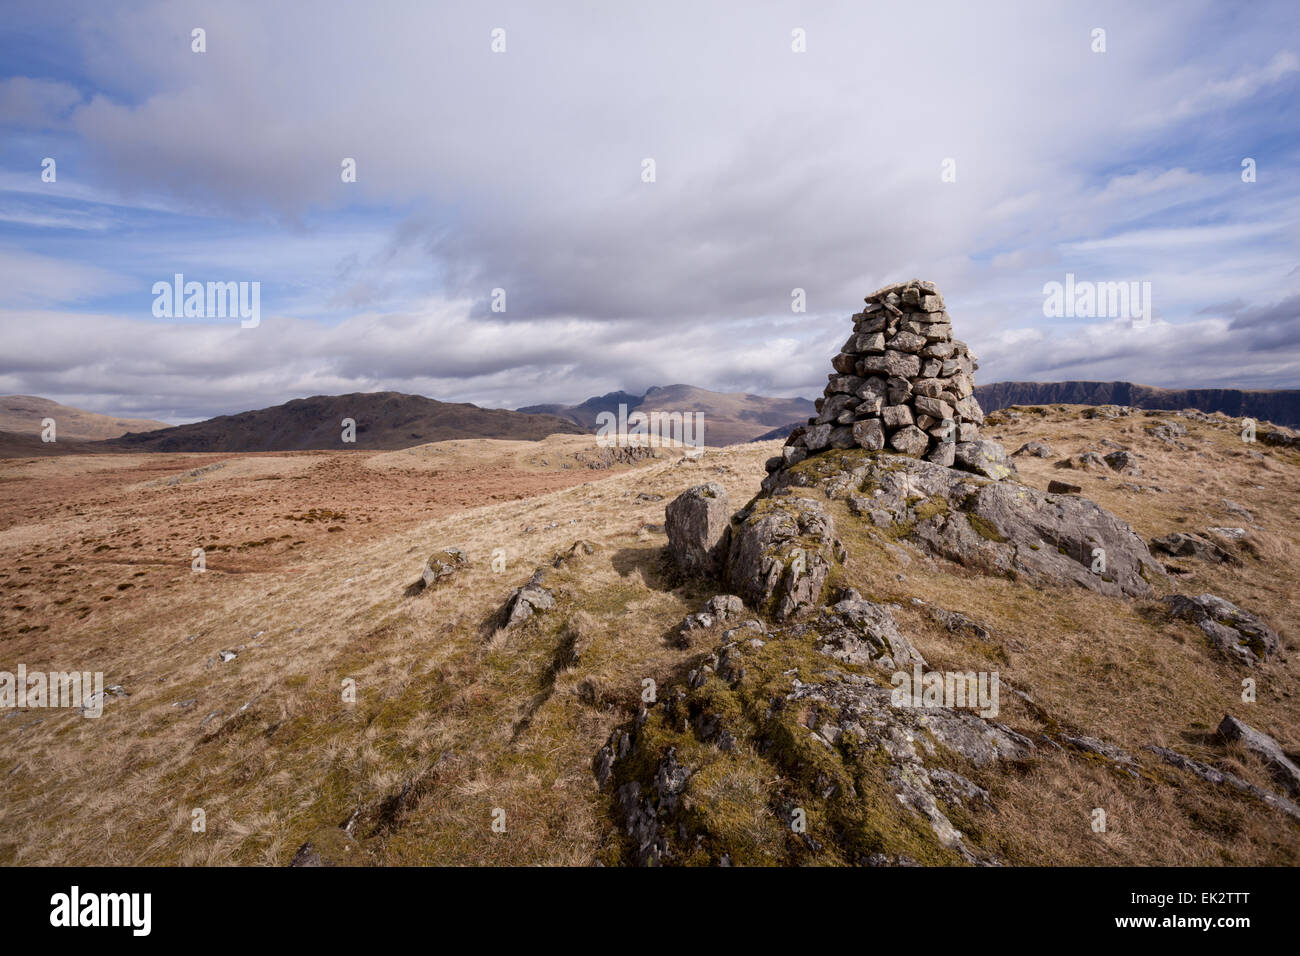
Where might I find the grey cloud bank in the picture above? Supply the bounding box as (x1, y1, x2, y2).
(0, 0, 1296, 420)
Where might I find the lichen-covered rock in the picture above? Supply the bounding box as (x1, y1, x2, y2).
(665, 482, 730, 576)
(768, 449, 1162, 598)
(500, 568, 557, 628)
(421, 547, 468, 588)
(724, 495, 840, 620)
(1150, 532, 1238, 565)
(953, 440, 1015, 480)
(597, 595, 1031, 866)
(782, 597, 925, 673)
(1165, 593, 1279, 665)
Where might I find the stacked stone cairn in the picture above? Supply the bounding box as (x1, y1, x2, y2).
(775, 279, 983, 470)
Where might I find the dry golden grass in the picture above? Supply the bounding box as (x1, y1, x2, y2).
(0, 409, 1296, 865)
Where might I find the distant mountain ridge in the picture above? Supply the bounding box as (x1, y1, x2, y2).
(520, 384, 816, 446)
(974, 381, 1300, 428)
(105, 392, 585, 453)
(0, 395, 169, 440)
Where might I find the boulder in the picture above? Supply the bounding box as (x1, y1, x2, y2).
(1103, 450, 1142, 475)
(421, 547, 468, 589)
(665, 483, 730, 576)
(501, 568, 557, 628)
(725, 495, 840, 620)
(1165, 593, 1279, 665)
(1012, 441, 1053, 458)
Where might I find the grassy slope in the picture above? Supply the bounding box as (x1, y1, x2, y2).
(0, 407, 1296, 864)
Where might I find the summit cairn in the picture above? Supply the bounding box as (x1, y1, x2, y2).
(777, 280, 984, 470)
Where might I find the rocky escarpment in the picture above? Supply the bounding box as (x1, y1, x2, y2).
(975, 380, 1300, 430)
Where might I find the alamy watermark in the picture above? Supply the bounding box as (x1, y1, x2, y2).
(595, 403, 705, 457)
(1, 665, 105, 717)
(49, 886, 151, 936)
(152, 273, 260, 328)
(891, 664, 1000, 718)
(1043, 273, 1151, 328)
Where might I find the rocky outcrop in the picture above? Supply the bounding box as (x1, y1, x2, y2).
(500, 568, 557, 628)
(783, 594, 925, 672)
(724, 495, 842, 620)
(1164, 593, 1279, 665)
(1146, 747, 1300, 822)
(598, 595, 1031, 866)
(1218, 715, 1300, 795)
(1150, 532, 1238, 565)
(665, 483, 730, 576)
(777, 280, 984, 468)
(773, 449, 1162, 597)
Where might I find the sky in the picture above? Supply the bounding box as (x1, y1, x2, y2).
(0, 0, 1297, 423)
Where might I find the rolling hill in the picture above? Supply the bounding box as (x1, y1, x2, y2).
(0, 395, 170, 440)
(104, 392, 586, 453)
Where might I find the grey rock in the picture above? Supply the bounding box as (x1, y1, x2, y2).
(768, 452, 1161, 598)
(1146, 746, 1300, 822)
(889, 425, 930, 457)
(725, 496, 838, 620)
(852, 417, 885, 451)
(803, 423, 833, 451)
(421, 547, 468, 589)
(886, 330, 927, 353)
(926, 441, 956, 466)
(881, 404, 914, 429)
(1103, 450, 1142, 475)
(859, 350, 922, 379)
(665, 483, 731, 576)
(1218, 715, 1300, 795)
(502, 568, 557, 628)
(1165, 593, 1279, 665)
(826, 425, 857, 450)
(782, 445, 808, 467)
(1149, 532, 1238, 565)
(953, 441, 1015, 480)
(913, 395, 954, 421)
(1012, 441, 1053, 458)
